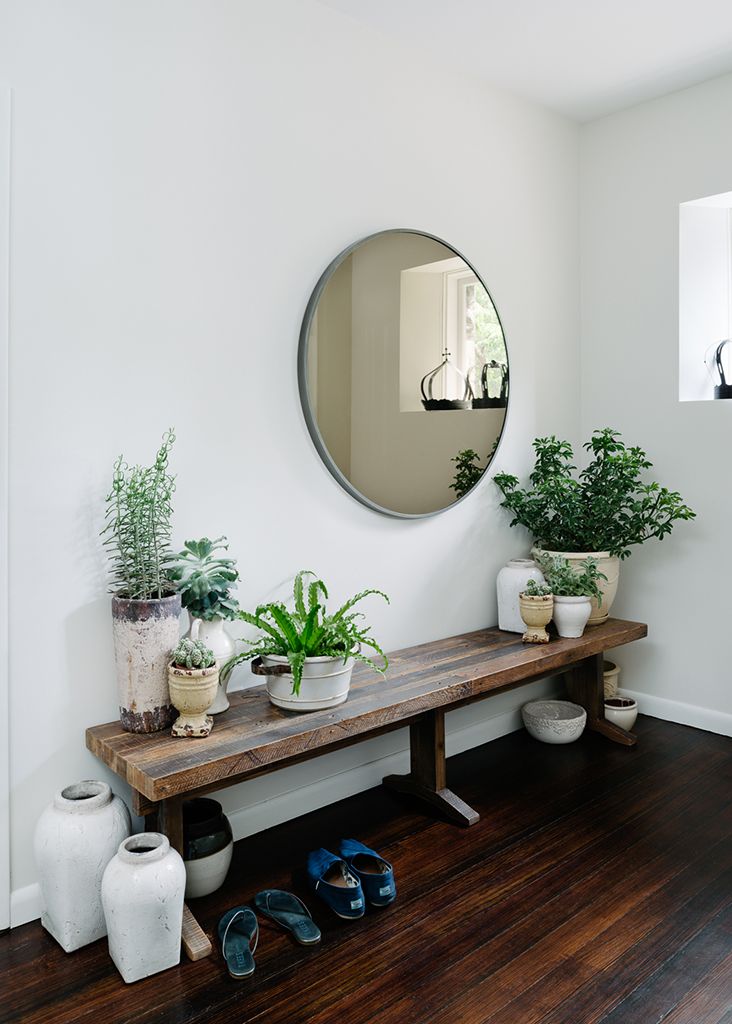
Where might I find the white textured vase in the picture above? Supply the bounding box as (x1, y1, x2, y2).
(112, 594, 182, 732)
(190, 616, 236, 714)
(102, 832, 186, 984)
(34, 780, 131, 952)
(552, 595, 592, 638)
(497, 559, 545, 633)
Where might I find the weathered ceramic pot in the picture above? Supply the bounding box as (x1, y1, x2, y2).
(496, 559, 546, 633)
(112, 594, 182, 733)
(189, 616, 236, 714)
(101, 832, 186, 984)
(34, 780, 131, 952)
(604, 697, 638, 731)
(258, 654, 354, 711)
(168, 661, 219, 737)
(518, 593, 554, 644)
(522, 700, 587, 744)
(603, 660, 621, 699)
(534, 548, 619, 625)
(552, 595, 592, 638)
(183, 797, 233, 898)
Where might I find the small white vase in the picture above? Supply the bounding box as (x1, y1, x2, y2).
(34, 780, 131, 952)
(102, 832, 186, 984)
(552, 595, 592, 638)
(190, 616, 236, 713)
(260, 654, 355, 711)
(497, 559, 545, 633)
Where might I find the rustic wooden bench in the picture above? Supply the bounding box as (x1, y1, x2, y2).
(86, 617, 647, 961)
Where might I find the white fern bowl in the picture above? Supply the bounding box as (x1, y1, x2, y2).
(260, 654, 355, 712)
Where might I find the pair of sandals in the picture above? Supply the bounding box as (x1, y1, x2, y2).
(218, 890, 320, 979)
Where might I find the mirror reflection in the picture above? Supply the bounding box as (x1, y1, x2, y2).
(299, 230, 509, 516)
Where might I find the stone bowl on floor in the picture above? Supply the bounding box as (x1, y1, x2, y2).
(522, 699, 587, 744)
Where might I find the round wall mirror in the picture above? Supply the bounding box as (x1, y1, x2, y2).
(298, 229, 509, 517)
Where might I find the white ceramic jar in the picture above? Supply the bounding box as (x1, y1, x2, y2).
(190, 616, 236, 714)
(552, 595, 592, 638)
(102, 832, 186, 984)
(33, 780, 131, 952)
(497, 559, 545, 633)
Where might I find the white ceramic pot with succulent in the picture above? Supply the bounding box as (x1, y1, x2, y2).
(171, 537, 240, 714)
(495, 428, 695, 625)
(103, 430, 181, 733)
(168, 638, 219, 737)
(536, 552, 606, 640)
(518, 581, 553, 644)
(227, 570, 389, 713)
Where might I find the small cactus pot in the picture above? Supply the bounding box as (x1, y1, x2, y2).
(519, 593, 554, 644)
(168, 662, 220, 738)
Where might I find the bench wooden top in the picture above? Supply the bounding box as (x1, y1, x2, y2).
(86, 618, 647, 803)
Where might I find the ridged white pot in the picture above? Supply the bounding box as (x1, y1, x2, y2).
(534, 548, 619, 625)
(260, 654, 355, 711)
(189, 616, 236, 714)
(497, 559, 545, 633)
(34, 781, 131, 952)
(552, 595, 592, 638)
(102, 833, 186, 984)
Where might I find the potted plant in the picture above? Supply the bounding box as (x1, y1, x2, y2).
(226, 571, 389, 711)
(537, 552, 606, 639)
(168, 638, 219, 738)
(170, 537, 240, 714)
(518, 579, 553, 644)
(101, 430, 181, 733)
(494, 428, 695, 624)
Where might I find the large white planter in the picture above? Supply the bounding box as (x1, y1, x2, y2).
(34, 780, 131, 952)
(552, 595, 592, 638)
(112, 594, 182, 732)
(260, 654, 355, 711)
(190, 616, 236, 714)
(534, 548, 619, 625)
(101, 832, 185, 984)
(497, 559, 545, 633)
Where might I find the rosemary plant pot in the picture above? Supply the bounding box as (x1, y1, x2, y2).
(112, 594, 181, 733)
(168, 660, 220, 737)
(518, 593, 553, 644)
(254, 654, 355, 712)
(533, 548, 619, 625)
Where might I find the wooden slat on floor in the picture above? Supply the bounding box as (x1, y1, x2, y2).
(2, 715, 732, 1024)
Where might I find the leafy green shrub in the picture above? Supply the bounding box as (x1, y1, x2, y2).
(226, 571, 390, 695)
(171, 637, 216, 670)
(170, 536, 240, 621)
(102, 430, 176, 599)
(450, 449, 484, 498)
(494, 428, 695, 559)
(522, 579, 552, 598)
(536, 552, 606, 603)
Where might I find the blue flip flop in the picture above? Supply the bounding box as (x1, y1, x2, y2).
(254, 889, 321, 945)
(218, 906, 259, 979)
(340, 839, 397, 907)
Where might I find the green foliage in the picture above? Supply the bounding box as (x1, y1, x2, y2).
(226, 571, 390, 696)
(522, 578, 552, 597)
(102, 430, 176, 599)
(170, 536, 240, 621)
(450, 449, 484, 498)
(171, 637, 216, 670)
(536, 552, 606, 603)
(494, 428, 696, 559)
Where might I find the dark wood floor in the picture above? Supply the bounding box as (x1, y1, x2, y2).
(3, 715, 732, 1024)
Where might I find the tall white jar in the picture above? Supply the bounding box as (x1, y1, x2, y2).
(190, 616, 236, 713)
(497, 559, 546, 633)
(102, 832, 186, 984)
(33, 780, 131, 952)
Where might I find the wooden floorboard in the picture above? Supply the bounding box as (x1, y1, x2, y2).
(2, 715, 732, 1024)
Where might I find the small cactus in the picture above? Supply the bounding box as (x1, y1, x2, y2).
(171, 637, 216, 670)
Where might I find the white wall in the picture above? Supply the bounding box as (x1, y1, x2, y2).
(0, 0, 580, 923)
(581, 73, 732, 730)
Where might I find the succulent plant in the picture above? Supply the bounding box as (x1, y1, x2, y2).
(170, 536, 240, 621)
(171, 637, 216, 670)
(522, 579, 552, 598)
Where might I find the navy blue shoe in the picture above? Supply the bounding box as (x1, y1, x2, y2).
(339, 839, 396, 907)
(306, 848, 365, 920)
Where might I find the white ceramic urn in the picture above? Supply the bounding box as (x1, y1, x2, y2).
(552, 595, 592, 638)
(190, 616, 236, 714)
(497, 559, 545, 632)
(33, 780, 131, 952)
(101, 832, 186, 984)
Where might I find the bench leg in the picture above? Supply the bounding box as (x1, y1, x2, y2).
(383, 709, 480, 826)
(565, 652, 637, 747)
(158, 796, 213, 961)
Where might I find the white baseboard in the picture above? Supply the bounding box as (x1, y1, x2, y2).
(10, 677, 558, 929)
(620, 688, 732, 738)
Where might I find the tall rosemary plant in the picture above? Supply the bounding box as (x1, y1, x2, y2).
(102, 429, 177, 599)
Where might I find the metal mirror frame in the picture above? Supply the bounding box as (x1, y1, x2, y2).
(297, 228, 510, 519)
